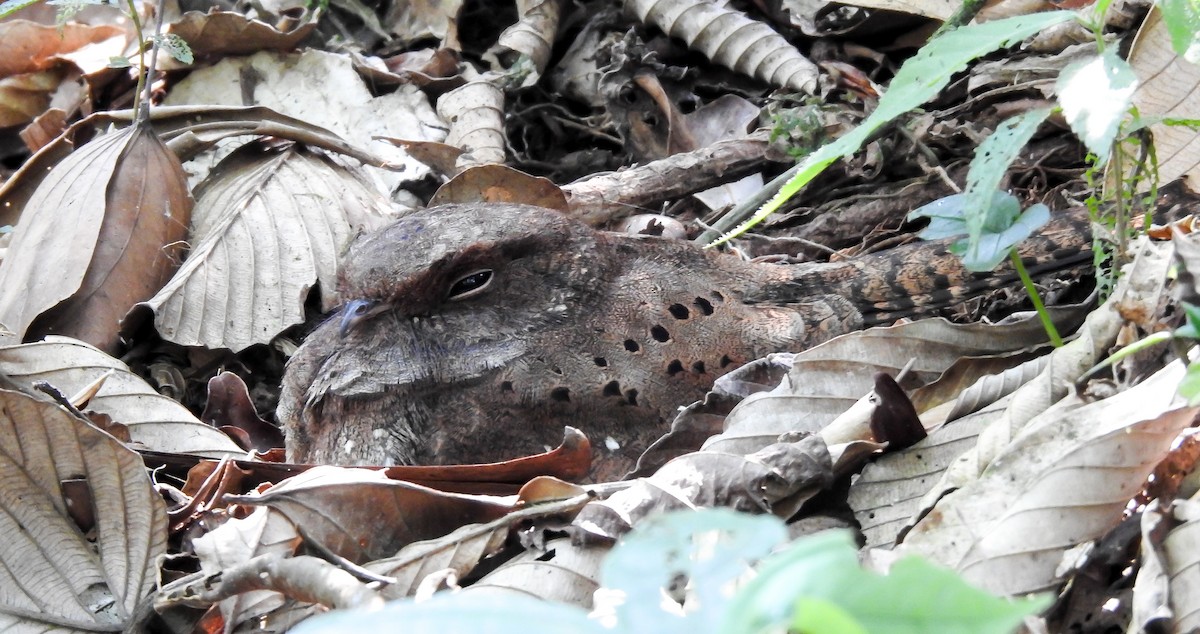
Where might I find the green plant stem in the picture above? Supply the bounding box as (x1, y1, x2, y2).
(929, 0, 988, 39)
(1009, 249, 1062, 347)
(124, 0, 146, 120)
(1112, 140, 1127, 262)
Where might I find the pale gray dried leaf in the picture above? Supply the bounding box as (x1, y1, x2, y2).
(141, 145, 395, 351)
(624, 0, 818, 92)
(437, 80, 506, 168)
(0, 337, 240, 457)
(574, 435, 831, 541)
(489, 0, 561, 84)
(465, 537, 604, 608)
(849, 393, 1014, 549)
(703, 316, 1062, 457)
(1128, 499, 1172, 632)
(899, 361, 1197, 596)
(191, 506, 302, 627)
(1129, 9, 1200, 190)
(1164, 497, 1200, 630)
(371, 521, 510, 600)
(0, 388, 167, 631)
(913, 352, 1051, 421)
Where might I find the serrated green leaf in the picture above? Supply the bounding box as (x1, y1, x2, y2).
(1159, 0, 1200, 63)
(1057, 49, 1138, 161)
(707, 10, 1075, 247)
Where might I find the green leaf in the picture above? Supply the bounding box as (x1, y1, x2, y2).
(1175, 302, 1200, 340)
(289, 593, 604, 634)
(793, 598, 869, 634)
(1180, 360, 1200, 406)
(962, 108, 1052, 251)
(722, 530, 1049, 634)
(909, 192, 1050, 271)
(1057, 49, 1139, 161)
(601, 509, 788, 634)
(1159, 0, 1200, 63)
(962, 202, 1049, 271)
(108, 56, 132, 69)
(707, 10, 1075, 246)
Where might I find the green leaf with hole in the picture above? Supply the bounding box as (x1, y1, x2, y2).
(910, 191, 1050, 272)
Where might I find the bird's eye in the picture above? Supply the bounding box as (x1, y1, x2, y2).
(446, 269, 494, 301)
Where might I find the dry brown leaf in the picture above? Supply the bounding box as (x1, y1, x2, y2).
(0, 20, 126, 77)
(1128, 7, 1200, 191)
(0, 387, 167, 631)
(898, 360, 1198, 596)
(167, 10, 318, 58)
(0, 336, 241, 457)
(430, 164, 569, 210)
(0, 120, 192, 352)
(624, 0, 818, 93)
(139, 144, 396, 351)
(232, 466, 514, 563)
(0, 69, 61, 128)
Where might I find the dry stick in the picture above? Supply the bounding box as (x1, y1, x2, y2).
(563, 130, 782, 226)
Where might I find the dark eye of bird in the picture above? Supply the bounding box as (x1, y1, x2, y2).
(446, 269, 494, 300)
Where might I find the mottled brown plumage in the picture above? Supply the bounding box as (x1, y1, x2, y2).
(278, 202, 1090, 480)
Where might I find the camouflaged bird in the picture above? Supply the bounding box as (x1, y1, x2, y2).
(278, 202, 1090, 480)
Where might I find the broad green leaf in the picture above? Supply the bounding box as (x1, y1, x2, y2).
(1057, 49, 1139, 161)
(909, 192, 1050, 271)
(722, 530, 1048, 634)
(1159, 0, 1200, 63)
(965, 202, 1050, 271)
(1179, 360, 1200, 406)
(601, 509, 788, 634)
(793, 598, 868, 634)
(962, 108, 1052, 255)
(290, 593, 604, 634)
(707, 10, 1075, 246)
